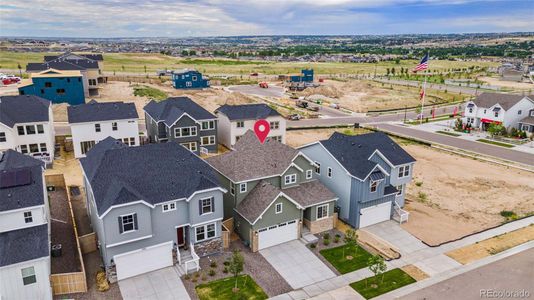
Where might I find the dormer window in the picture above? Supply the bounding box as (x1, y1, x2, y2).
(370, 181, 379, 193)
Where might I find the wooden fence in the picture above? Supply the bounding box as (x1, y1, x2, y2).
(221, 218, 234, 249)
(79, 232, 97, 254)
(45, 174, 66, 188)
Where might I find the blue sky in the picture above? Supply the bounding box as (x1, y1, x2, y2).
(0, 0, 532, 37)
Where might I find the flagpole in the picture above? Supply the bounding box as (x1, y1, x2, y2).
(420, 52, 429, 125)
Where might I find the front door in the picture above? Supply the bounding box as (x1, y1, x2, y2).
(177, 227, 185, 247)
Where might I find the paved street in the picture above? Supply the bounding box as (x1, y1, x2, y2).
(228, 84, 285, 97)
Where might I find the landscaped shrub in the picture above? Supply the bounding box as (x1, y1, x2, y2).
(323, 233, 331, 240)
(415, 181, 423, 187)
(310, 243, 317, 249)
(210, 261, 217, 268)
(192, 278, 198, 283)
(335, 234, 341, 238)
(194, 272, 200, 278)
(208, 269, 216, 276)
(223, 260, 230, 266)
(184, 274, 191, 280)
(334, 236, 340, 243)
(323, 239, 330, 246)
(201, 273, 207, 281)
(417, 192, 428, 202)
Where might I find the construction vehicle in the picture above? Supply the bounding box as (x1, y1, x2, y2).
(259, 82, 268, 88)
(288, 114, 302, 120)
(296, 100, 309, 109)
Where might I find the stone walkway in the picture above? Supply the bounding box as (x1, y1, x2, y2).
(269, 216, 534, 300)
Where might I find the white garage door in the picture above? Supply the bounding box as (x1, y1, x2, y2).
(359, 202, 392, 228)
(258, 220, 298, 250)
(114, 241, 173, 281)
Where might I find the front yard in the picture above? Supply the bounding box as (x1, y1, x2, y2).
(319, 244, 373, 274)
(350, 268, 416, 299)
(196, 275, 267, 300)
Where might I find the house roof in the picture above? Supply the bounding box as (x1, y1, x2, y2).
(519, 116, 534, 126)
(215, 103, 281, 121)
(143, 97, 215, 126)
(0, 224, 49, 267)
(206, 130, 298, 182)
(80, 137, 222, 216)
(319, 132, 416, 179)
(282, 180, 337, 208)
(0, 95, 50, 127)
(31, 69, 82, 78)
(44, 53, 104, 62)
(235, 180, 281, 223)
(0, 150, 45, 212)
(68, 100, 138, 124)
(471, 93, 533, 111)
(27, 57, 98, 72)
(173, 68, 200, 75)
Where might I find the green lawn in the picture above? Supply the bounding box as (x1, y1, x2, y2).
(350, 268, 416, 299)
(195, 275, 268, 300)
(319, 244, 373, 274)
(132, 85, 168, 101)
(436, 130, 461, 137)
(476, 139, 515, 148)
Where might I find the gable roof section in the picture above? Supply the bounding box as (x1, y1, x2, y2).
(80, 137, 222, 216)
(282, 180, 337, 208)
(472, 93, 533, 111)
(319, 132, 415, 179)
(0, 95, 50, 127)
(32, 68, 82, 78)
(235, 181, 282, 224)
(26, 61, 87, 72)
(0, 150, 45, 212)
(215, 103, 280, 121)
(144, 97, 215, 127)
(0, 224, 49, 267)
(206, 130, 298, 182)
(68, 100, 139, 124)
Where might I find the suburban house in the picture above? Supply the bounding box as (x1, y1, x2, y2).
(518, 109, 534, 136)
(0, 95, 55, 164)
(206, 131, 337, 252)
(0, 150, 52, 300)
(290, 69, 314, 83)
(144, 97, 218, 154)
(299, 132, 415, 229)
(68, 100, 139, 158)
(26, 52, 106, 96)
(463, 93, 534, 131)
(171, 69, 209, 89)
(215, 103, 286, 148)
(80, 138, 226, 280)
(18, 69, 85, 105)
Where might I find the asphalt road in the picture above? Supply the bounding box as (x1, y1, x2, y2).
(401, 248, 534, 300)
(228, 84, 285, 98)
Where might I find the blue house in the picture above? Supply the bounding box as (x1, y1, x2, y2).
(18, 69, 85, 105)
(171, 69, 209, 89)
(290, 69, 314, 83)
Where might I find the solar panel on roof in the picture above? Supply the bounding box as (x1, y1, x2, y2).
(0, 168, 32, 188)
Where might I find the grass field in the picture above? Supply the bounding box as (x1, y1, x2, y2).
(195, 275, 267, 300)
(320, 244, 373, 274)
(476, 138, 515, 148)
(0, 51, 499, 76)
(350, 268, 416, 299)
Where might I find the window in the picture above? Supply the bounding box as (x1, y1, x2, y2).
(89, 79, 97, 86)
(95, 124, 101, 132)
(518, 110, 522, 115)
(201, 121, 215, 130)
(370, 181, 379, 193)
(494, 111, 499, 117)
(39, 143, 47, 152)
(396, 185, 404, 196)
(230, 184, 235, 195)
(180, 142, 197, 152)
(29, 144, 39, 153)
(24, 211, 33, 223)
(468, 108, 473, 113)
(37, 124, 44, 134)
(119, 213, 137, 233)
(201, 136, 216, 146)
(196, 226, 205, 241)
(240, 183, 247, 193)
(162, 202, 176, 212)
(17, 126, 25, 135)
(398, 165, 410, 178)
(275, 203, 283, 214)
(186, 81, 192, 87)
(235, 135, 242, 143)
(45, 82, 52, 87)
(284, 174, 297, 185)
(317, 204, 328, 220)
(20, 90, 25, 95)
(26, 125, 36, 135)
(56, 88, 65, 95)
(192, 76, 198, 81)
(21, 267, 36, 286)
(306, 169, 313, 179)
(196, 223, 216, 242)
(200, 197, 214, 215)
(315, 162, 321, 174)
(522, 125, 530, 131)
(0, 132, 5, 142)
(271, 136, 282, 142)
(270, 121, 280, 130)
(236, 121, 244, 128)
(80, 141, 96, 155)
(174, 126, 197, 137)
(327, 167, 332, 178)
(21, 145, 28, 154)
(130, 137, 135, 146)
(112, 122, 118, 131)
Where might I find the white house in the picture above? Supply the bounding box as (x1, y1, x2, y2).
(215, 103, 286, 148)
(463, 93, 534, 131)
(0, 150, 52, 300)
(0, 95, 55, 165)
(68, 100, 139, 158)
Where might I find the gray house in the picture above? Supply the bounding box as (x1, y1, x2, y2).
(299, 132, 415, 229)
(144, 97, 218, 154)
(80, 137, 226, 281)
(206, 131, 337, 252)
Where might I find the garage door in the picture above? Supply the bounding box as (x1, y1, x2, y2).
(359, 202, 392, 228)
(114, 241, 173, 281)
(258, 220, 298, 250)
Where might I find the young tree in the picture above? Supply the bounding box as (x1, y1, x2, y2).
(228, 249, 244, 290)
(343, 228, 357, 259)
(144, 65, 147, 74)
(367, 255, 387, 285)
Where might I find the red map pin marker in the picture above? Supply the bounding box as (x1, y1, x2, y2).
(253, 119, 270, 144)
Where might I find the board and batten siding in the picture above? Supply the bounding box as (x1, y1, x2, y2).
(0, 257, 52, 300)
(251, 195, 301, 231)
(304, 201, 336, 222)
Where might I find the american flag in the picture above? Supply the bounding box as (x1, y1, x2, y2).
(413, 53, 429, 72)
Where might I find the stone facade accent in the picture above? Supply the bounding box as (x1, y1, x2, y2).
(307, 216, 334, 234)
(250, 230, 258, 252)
(194, 237, 222, 257)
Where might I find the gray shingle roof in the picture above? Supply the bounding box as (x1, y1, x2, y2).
(80, 137, 221, 216)
(519, 116, 534, 126)
(0, 224, 49, 267)
(471, 93, 533, 111)
(320, 132, 416, 179)
(235, 180, 281, 223)
(206, 130, 298, 182)
(215, 104, 280, 121)
(26, 61, 89, 72)
(45, 53, 103, 62)
(68, 100, 138, 124)
(0, 95, 50, 127)
(144, 97, 215, 127)
(283, 180, 337, 208)
(0, 150, 45, 212)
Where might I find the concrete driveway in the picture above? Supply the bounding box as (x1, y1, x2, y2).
(118, 267, 190, 300)
(260, 240, 336, 289)
(361, 220, 427, 255)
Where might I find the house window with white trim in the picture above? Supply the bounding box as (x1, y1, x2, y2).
(275, 203, 283, 214)
(284, 174, 297, 185)
(192, 76, 198, 81)
(175, 126, 197, 137)
(201, 121, 215, 130)
(95, 124, 101, 132)
(522, 125, 530, 131)
(201, 136, 216, 146)
(0, 132, 6, 142)
(112, 122, 118, 131)
(518, 110, 522, 115)
(181, 142, 197, 152)
(270, 121, 280, 130)
(398, 165, 410, 178)
(236, 121, 244, 128)
(17, 126, 25, 135)
(21, 145, 28, 154)
(317, 204, 328, 220)
(370, 181, 379, 193)
(162, 202, 176, 212)
(494, 111, 499, 117)
(24, 211, 33, 223)
(306, 169, 313, 179)
(40, 143, 47, 152)
(21, 266, 36, 285)
(240, 183, 247, 193)
(468, 108, 473, 113)
(230, 184, 235, 195)
(396, 185, 404, 196)
(196, 223, 216, 242)
(200, 197, 214, 215)
(315, 162, 321, 174)
(327, 167, 332, 178)
(26, 125, 36, 135)
(37, 124, 44, 134)
(119, 213, 137, 233)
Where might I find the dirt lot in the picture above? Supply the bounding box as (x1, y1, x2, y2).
(478, 76, 534, 90)
(286, 129, 534, 246)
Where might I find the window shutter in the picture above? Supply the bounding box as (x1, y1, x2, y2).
(199, 200, 202, 215)
(133, 214, 138, 230)
(118, 217, 123, 234)
(211, 197, 215, 213)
